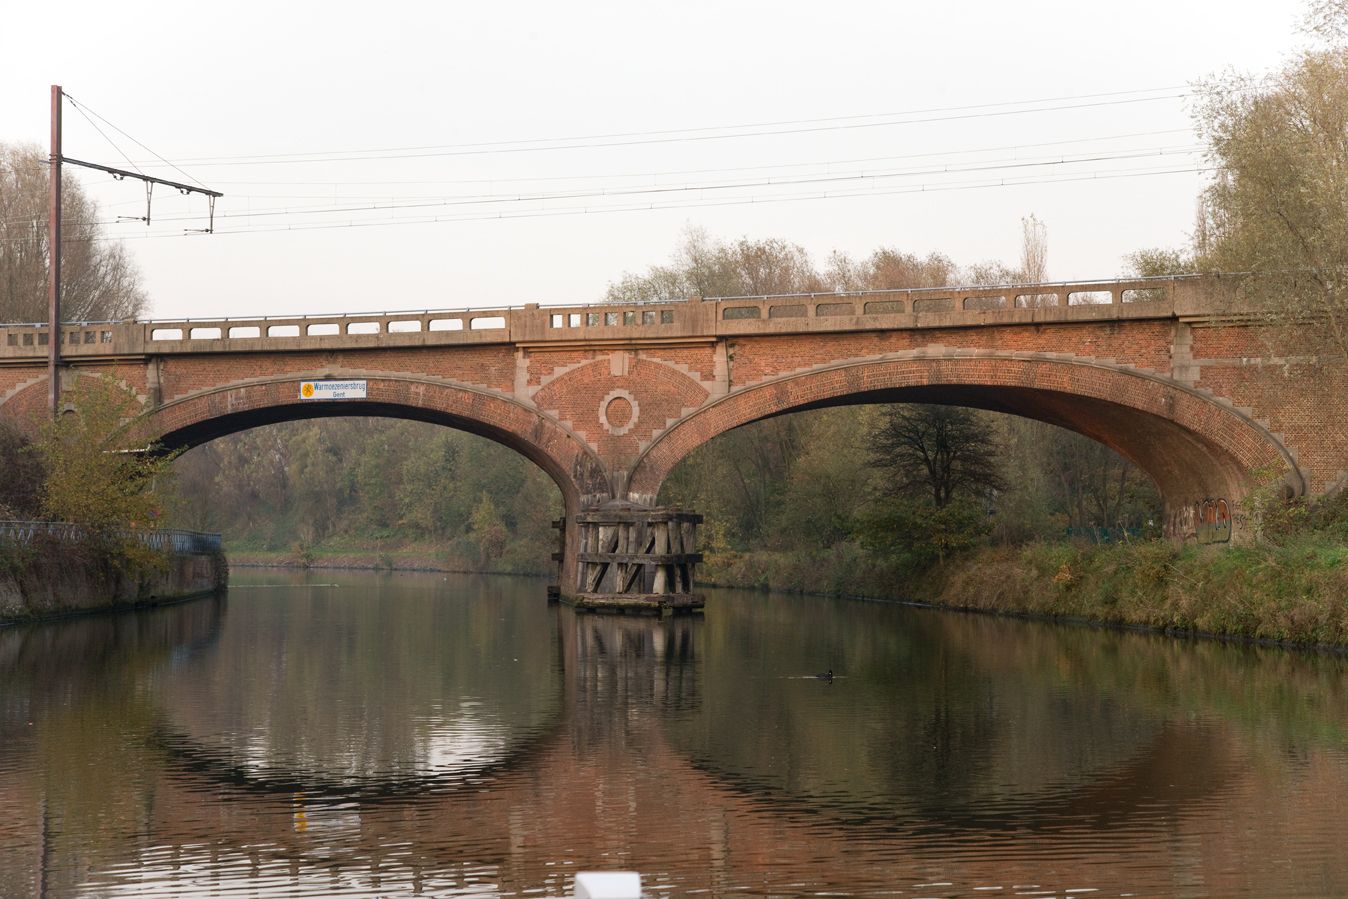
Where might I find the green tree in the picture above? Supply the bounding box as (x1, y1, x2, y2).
(353, 429, 401, 533)
(856, 497, 991, 568)
(470, 491, 508, 567)
(396, 431, 459, 535)
(35, 375, 176, 530)
(169, 417, 564, 571)
(285, 424, 345, 544)
(766, 407, 874, 549)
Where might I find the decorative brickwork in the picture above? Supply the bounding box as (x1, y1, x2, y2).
(532, 355, 709, 467)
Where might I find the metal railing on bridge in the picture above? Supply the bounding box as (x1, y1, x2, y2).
(0, 521, 222, 554)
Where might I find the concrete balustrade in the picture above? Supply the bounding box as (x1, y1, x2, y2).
(0, 276, 1198, 360)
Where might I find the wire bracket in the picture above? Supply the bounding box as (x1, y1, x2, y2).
(185, 196, 218, 234)
(62, 155, 223, 233)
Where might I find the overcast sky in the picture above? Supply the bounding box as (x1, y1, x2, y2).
(0, 1, 1308, 321)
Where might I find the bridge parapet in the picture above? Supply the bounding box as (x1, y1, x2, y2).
(0, 276, 1207, 361)
(700, 277, 1181, 336)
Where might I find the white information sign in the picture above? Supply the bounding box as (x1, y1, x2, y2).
(298, 380, 368, 401)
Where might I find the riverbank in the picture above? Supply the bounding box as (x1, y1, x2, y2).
(701, 535, 1348, 648)
(227, 545, 552, 577)
(0, 535, 227, 625)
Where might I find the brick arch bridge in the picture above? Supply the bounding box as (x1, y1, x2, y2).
(626, 353, 1301, 517)
(2, 276, 1342, 595)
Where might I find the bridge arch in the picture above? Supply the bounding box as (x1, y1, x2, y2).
(0, 370, 613, 508)
(142, 374, 612, 512)
(2, 370, 615, 594)
(138, 374, 615, 587)
(628, 354, 1304, 541)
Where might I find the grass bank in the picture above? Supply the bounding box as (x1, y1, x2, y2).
(931, 538, 1348, 646)
(226, 529, 1348, 648)
(701, 536, 1348, 648)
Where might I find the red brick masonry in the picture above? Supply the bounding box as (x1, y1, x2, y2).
(2, 277, 1342, 550)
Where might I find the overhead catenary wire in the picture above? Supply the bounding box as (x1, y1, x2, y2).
(2, 77, 1265, 244)
(0, 161, 1211, 245)
(202, 129, 1200, 190)
(0, 139, 1204, 228)
(95, 145, 1204, 227)
(126, 91, 1194, 168)
(0, 129, 1206, 229)
(136, 85, 1193, 164)
(178, 164, 1224, 237)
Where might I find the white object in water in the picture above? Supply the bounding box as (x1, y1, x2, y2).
(573, 871, 641, 899)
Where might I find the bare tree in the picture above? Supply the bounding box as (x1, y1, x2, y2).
(606, 226, 823, 302)
(0, 421, 44, 518)
(826, 248, 957, 291)
(1020, 214, 1048, 284)
(1194, 21, 1348, 358)
(0, 142, 147, 324)
(961, 260, 1020, 288)
(1305, 0, 1348, 40)
(1124, 247, 1193, 277)
(868, 405, 1006, 509)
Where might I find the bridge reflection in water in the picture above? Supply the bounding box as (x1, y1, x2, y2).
(2, 572, 1348, 896)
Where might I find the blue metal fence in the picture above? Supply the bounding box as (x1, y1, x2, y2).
(0, 521, 222, 553)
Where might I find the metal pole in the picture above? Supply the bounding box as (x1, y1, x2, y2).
(47, 85, 62, 417)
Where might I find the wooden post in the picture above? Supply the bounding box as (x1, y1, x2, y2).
(548, 517, 565, 602)
(616, 519, 630, 596)
(651, 520, 668, 594)
(47, 85, 62, 417)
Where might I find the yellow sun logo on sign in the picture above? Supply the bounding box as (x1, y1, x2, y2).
(301, 383, 315, 398)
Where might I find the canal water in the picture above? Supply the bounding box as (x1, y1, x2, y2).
(2, 571, 1348, 898)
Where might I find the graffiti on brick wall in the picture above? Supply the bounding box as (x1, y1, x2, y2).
(1170, 498, 1233, 544)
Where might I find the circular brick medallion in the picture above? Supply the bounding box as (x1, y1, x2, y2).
(600, 389, 639, 436)
(606, 396, 633, 428)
